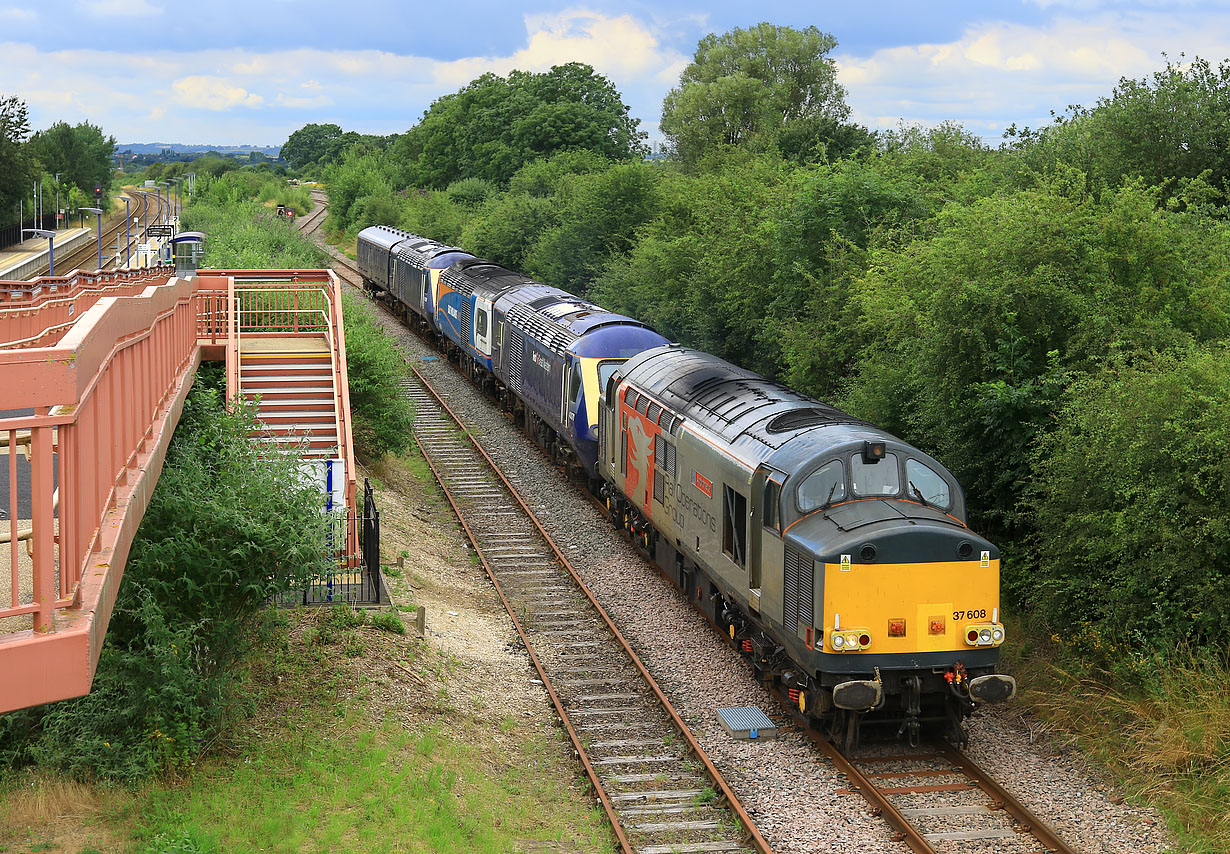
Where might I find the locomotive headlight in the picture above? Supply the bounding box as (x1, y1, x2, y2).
(831, 633, 845, 649)
(979, 628, 993, 644)
(991, 627, 1004, 643)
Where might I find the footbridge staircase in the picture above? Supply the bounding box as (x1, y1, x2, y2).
(0, 266, 361, 713)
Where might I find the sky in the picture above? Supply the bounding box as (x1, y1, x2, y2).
(2, 0, 1229, 149)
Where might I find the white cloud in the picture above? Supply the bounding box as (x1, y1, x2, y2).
(0, 7, 37, 22)
(172, 75, 264, 110)
(836, 13, 1230, 136)
(432, 9, 688, 88)
(78, 0, 162, 16)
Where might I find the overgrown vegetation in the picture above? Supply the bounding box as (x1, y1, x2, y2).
(0, 371, 329, 783)
(341, 293, 415, 459)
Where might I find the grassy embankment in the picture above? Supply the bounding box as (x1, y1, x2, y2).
(1005, 631, 1230, 852)
(0, 183, 612, 854)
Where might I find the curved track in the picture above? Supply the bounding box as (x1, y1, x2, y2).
(404, 365, 770, 854)
(32, 190, 167, 279)
(311, 191, 1078, 854)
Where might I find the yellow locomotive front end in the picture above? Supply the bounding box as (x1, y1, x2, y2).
(778, 439, 1016, 745)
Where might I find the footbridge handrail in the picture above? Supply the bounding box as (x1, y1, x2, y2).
(0, 267, 358, 713)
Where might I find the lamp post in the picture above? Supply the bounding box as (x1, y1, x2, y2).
(121, 196, 131, 268)
(23, 229, 56, 276)
(81, 207, 104, 271)
(157, 182, 169, 225)
(172, 177, 183, 218)
(54, 173, 62, 231)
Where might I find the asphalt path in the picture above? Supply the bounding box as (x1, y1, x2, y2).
(0, 409, 57, 520)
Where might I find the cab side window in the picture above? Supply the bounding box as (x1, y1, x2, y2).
(763, 479, 782, 533)
(477, 309, 488, 337)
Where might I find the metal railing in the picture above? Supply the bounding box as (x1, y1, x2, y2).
(215, 269, 358, 558)
(0, 267, 173, 350)
(0, 267, 361, 712)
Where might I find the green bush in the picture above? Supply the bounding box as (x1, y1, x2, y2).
(0, 386, 329, 783)
(181, 200, 328, 269)
(1025, 347, 1230, 648)
(369, 610, 406, 635)
(341, 293, 415, 458)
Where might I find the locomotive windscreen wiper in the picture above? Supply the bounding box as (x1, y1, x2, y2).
(909, 480, 928, 507)
(821, 481, 838, 511)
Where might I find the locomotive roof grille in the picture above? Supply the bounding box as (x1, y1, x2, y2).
(440, 267, 477, 297)
(765, 406, 864, 434)
(506, 302, 579, 352)
(396, 240, 460, 266)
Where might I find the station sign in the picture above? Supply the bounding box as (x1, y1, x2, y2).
(147, 225, 175, 238)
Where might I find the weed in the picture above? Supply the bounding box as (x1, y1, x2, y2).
(695, 786, 717, 805)
(369, 610, 405, 635)
(324, 602, 365, 630)
(343, 634, 365, 658)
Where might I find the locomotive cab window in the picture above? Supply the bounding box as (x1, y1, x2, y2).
(599, 361, 622, 403)
(851, 452, 900, 497)
(905, 458, 950, 508)
(797, 460, 845, 512)
(569, 365, 582, 405)
(476, 309, 488, 336)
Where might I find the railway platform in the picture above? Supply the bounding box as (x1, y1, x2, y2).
(0, 228, 93, 280)
(0, 264, 361, 713)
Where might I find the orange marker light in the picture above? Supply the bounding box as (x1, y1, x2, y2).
(930, 617, 946, 635)
(888, 619, 906, 637)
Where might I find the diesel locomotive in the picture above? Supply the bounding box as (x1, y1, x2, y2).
(357, 224, 1017, 746)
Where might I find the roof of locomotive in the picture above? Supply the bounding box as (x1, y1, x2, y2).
(493, 281, 666, 357)
(393, 233, 469, 268)
(357, 225, 417, 252)
(617, 345, 887, 456)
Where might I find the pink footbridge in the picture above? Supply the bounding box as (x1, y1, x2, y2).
(0, 265, 357, 713)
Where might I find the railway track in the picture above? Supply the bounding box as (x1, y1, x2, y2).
(313, 191, 1076, 854)
(296, 193, 328, 236)
(816, 734, 1076, 853)
(402, 366, 769, 854)
(26, 189, 165, 279)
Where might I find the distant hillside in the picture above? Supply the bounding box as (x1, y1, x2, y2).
(119, 142, 282, 156)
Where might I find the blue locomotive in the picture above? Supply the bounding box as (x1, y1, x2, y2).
(357, 225, 667, 477)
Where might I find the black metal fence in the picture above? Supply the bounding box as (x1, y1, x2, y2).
(282, 479, 384, 606)
(1, 213, 58, 252)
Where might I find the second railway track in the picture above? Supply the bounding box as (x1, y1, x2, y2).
(403, 366, 769, 854)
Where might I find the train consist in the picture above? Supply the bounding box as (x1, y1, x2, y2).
(358, 224, 1017, 746)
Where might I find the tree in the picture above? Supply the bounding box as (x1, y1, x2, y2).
(1006, 56, 1230, 199)
(661, 23, 860, 166)
(392, 63, 647, 188)
(280, 122, 343, 170)
(0, 95, 36, 223)
(26, 121, 116, 197)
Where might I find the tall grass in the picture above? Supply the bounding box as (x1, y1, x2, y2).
(1010, 636, 1230, 852)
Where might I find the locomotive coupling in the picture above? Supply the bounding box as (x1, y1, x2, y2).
(968, 674, 1018, 704)
(832, 679, 884, 711)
